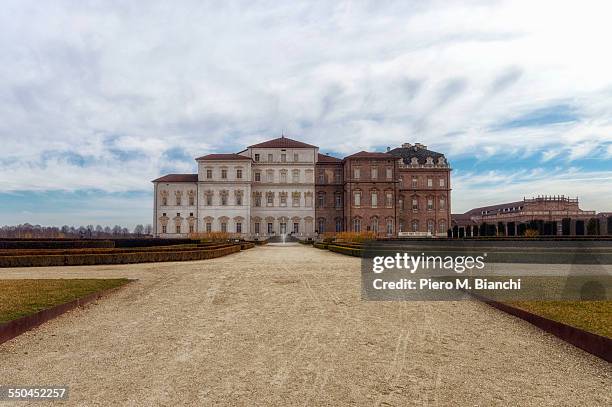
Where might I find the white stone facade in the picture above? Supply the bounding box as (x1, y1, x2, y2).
(152, 137, 318, 239)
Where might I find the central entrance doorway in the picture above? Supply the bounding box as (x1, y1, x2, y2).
(280, 222, 287, 234)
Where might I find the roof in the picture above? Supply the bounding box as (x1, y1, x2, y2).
(248, 136, 317, 149)
(152, 174, 198, 183)
(388, 144, 446, 165)
(196, 153, 251, 161)
(463, 201, 524, 216)
(344, 151, 394, 159)
(317, 153, 342, 163)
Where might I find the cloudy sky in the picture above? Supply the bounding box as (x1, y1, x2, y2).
(1, 0, 612, 228)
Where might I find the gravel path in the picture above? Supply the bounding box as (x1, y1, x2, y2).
(0, 245, 610, 406)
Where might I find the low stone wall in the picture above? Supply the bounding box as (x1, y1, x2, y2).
(0, 240, 115, 250)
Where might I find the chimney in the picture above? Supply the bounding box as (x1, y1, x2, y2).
(415, 143, 427, 149)
(402, 143, 412, 148)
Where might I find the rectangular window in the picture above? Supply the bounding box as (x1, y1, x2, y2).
(386, 192, 393, 207)
(305, 194, 312, 207)
(236, 222, 242, 233)
(412, 198, 418, 211)
(236, 169, 242, 179)
(293, 222, 299, 234)
(318, 172, 325, 183)
(255, 194, 261, 207)
(281, 172, 287, 183)
(280, 194, 287, 206)
(254, 222, 260, 234)
(354, 168, 360, 179)
(221, 222, 227, 232)
(267, 222, 273, 234)
(371, 167, 378, 179)
(386, 219, 393, 235)
(254, 172, 261, 182)
(294, 153, 299, 162)
(386, 167, 392, 179)
(440, 197, 446, 209)
(254, 154, 260, 162)
(236, 194, 242, 206)
(336, 219, 342, 232)
(334, 171, 341, 183)
(427, 178, 433, 187)
(189, 196, 194, 206)
(439, 178, 445, 187)
(206, 195, 212, 206)
(354, 191, 361, 207)
(221, 195, 227, 205)
(221, 169, 227, 179)
(162, 225, 167, 233)
(292, 170, 299, 183)
(162, 197, 167, 206)
(268, 153, 273, 162)
(176, 196, 181, 206)
(281, 154, 286, 162)
(176, 225, 181, 234)
(206, 169, 213, 179)
(335, 194, 342, 208)
(189, 225, 194, 233)
(292, 193, 300, 207)
(267, 193, 274, 205)
(412, 176, 418, 188)
(428, 198, 433, 210)
(371, 192, 377, 208)
(318, 194, 325, 208)
(206, 222, 212, 232)
(353, 218, 361, 232)
(267, 171, 273, 182)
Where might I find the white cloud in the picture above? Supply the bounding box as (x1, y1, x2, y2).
(0, 0, 611, 204)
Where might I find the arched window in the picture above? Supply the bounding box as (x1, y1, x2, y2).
(412, 220, 419, 232)
(439, 220, 447, 233)
(353, 218, 361, 232)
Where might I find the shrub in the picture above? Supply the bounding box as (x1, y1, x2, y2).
(334, 231, 376, 243)
(189, 232, 239, 243)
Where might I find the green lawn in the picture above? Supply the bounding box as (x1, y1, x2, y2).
(507, 300, 611, 338)
(0, 279, 130, 323)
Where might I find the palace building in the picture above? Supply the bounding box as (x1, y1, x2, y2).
(452, 196, 611, 236)
(152, 136, 452, 239)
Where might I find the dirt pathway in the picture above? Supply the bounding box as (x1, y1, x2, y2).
(0, 245, 610, 406)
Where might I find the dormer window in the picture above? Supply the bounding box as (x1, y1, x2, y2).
(426, 156, 433, 165)
(438, 156, 446, 165)
(410, 157, 419, 165)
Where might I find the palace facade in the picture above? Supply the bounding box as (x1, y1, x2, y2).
(152, 136, 452, 239)
(452, 196, 611, 236)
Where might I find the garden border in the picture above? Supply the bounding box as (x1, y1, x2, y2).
(0, 280, 135, 345)
(470, 292, 611, 362)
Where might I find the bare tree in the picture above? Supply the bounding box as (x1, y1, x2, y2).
(133, 224, 144, 236)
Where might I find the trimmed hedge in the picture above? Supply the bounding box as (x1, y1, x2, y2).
(314, 242, 329, 250)
(328, 245, 363, 257)
(0, 245, 240, 268)
(240, 242, 255, 250)
(0, 244, 201, 257)
(0, 240, 115, 250)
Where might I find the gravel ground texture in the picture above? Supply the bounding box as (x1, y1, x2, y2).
(0, 244, 610, 406)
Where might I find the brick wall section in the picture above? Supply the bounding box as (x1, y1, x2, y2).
(315, 156, 344, 233)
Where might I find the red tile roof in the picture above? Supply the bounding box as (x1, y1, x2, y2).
(152, 174, 198, 182)
(248, 136, 317, 149)
(344, 151, 394, 159)
(196, 153, 251, 161)
(317, 153, 342, 163)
